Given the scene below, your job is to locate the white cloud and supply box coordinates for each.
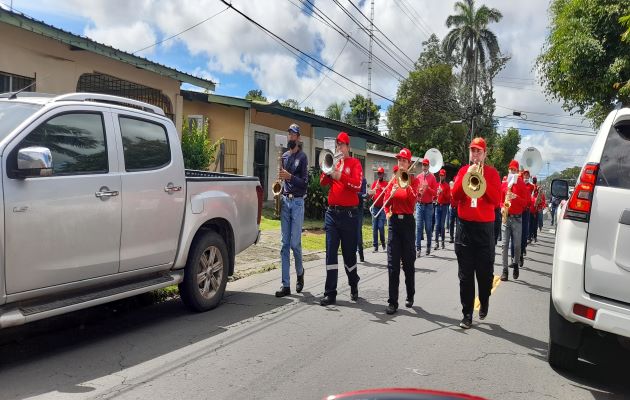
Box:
[84,21,157,54]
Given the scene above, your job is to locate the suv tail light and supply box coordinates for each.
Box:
[256,185,263,225]
[564,162,599,222]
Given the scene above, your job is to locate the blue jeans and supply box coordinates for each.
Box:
[280,196,304,288]
[551,205,557,225]
[538,211,544,230]
[371,207,386,249]
[415,203,434,251]
[512,210,530,259]
[435,204,449,243]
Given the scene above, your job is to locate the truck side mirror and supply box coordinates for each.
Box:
[551,179,569,200]
[17,146,53,178]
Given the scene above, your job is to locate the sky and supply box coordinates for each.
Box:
[4,0,599,177]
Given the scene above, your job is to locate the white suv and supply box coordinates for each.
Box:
[549,106,630,370]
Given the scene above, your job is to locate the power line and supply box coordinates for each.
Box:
[498,125,596,137]
[500,116,594,131]
[132,6,229,54]
[398,0,436,37]
[495,104,589,120]
[220,0,396,103]
[392,0,431,38]
[299,38,349,105]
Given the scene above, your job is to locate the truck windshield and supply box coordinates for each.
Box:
[0,102,42,141]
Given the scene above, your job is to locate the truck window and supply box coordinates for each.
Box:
[597,119,630,190]
[119,116,170,171]
[16,112,107,176]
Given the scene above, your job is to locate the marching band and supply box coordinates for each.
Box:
[274,125,547,329]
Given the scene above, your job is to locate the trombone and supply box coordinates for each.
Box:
[374,157,421,218]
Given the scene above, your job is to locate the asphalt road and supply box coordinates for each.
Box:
[0,227,628,400]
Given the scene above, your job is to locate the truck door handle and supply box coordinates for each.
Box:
[95,189,119,198]
[164,184,182,193]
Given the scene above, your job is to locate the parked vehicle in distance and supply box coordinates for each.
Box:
[0,92,263,329]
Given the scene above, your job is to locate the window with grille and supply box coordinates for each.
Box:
[1,71,35,93]
[222,138,238,173]
[77,73,173,120]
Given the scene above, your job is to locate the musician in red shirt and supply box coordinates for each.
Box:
[368,167,388,252]
[383,148,419,314]
[319,132,364,306]
[500,160,529,281]
[451,137,501,329]
[415,159,438,257]
[434,169,451,250]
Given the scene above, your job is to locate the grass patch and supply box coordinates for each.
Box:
[229,263,279,282]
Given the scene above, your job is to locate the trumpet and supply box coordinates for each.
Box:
[462,162,486,199]
[319,149,344,175]
[272,149,283,217]
[374,158,420,218]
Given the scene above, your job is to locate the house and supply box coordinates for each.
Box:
[0,7,215,130]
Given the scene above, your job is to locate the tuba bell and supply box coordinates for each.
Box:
[319,149,344,175]
[462,162,487,199]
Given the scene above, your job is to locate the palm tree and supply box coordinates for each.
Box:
[442,0,502,138]
[325,101,347,121]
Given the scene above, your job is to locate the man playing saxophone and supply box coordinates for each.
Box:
[451,137,501,329]
[275,123,309,298]
[500,160,528,281]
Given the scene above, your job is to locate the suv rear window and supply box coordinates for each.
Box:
[597,119,630,190]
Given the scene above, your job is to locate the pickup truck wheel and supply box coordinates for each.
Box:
[179,231,229,312]
[548,341,578,371]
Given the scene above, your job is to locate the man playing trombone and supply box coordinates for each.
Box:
[382,148,419,314]
[319,132,364,306]
[368,167,388,252]
[451,137,501,329]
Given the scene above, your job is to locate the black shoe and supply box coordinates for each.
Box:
[319,296,336,306]
[434,243,439,250]
[358,249,365,262]
[459,315,472,329]
[275,286,291,297]
[534,237,537,243]
[416,250,422,259]
[405,298,413,308]
[426,249,431,256]
[442,241,445,249]
[373,247,378,253]
[479,303,489,320]
[350,286,358,301]
[500,269,509,281]
[449,238,454,243]
[513,266,519,280]
[296,272,304,293]
[386,303,397,315]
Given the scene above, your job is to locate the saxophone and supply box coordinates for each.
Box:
[502,180,513,224]
[272,149,283,217]
[534,185,542,209]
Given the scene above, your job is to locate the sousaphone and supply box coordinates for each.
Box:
[520,147,543,177]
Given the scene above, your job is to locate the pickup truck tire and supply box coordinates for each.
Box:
[179,231,230,312]
[548,341,578,371]
[548,297,580,370]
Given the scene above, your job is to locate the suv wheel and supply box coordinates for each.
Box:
[548,340,578,370]
[179,231,230,312]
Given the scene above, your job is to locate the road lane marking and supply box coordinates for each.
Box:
[474,275,501,311]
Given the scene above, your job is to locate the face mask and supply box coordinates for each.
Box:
[378,175,383,181]
[507,173,516,184]
[287,140,297,149]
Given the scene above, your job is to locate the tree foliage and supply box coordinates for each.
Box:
[488,127,521,178]
[303,106,315,113]
[345,95,381,132]
[536,0,630,127]
[245,89,267,102]
[325,101,347,121]
[281,98,300,109]
[181,119,220,170]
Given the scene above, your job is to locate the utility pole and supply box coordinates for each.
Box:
[367,0,374,131]
[470,44,479,144]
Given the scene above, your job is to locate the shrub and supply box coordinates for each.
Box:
[181,120,220,170]
[305,166,329,219]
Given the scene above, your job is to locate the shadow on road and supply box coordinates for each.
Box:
[0,291,291,399]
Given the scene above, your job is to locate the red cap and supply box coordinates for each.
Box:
[393,165,399,173]
[522,169,530,176]
[336,131,350,145]
[377,167,384,174]
[508,160,519,170]
[396,148,412,161]
[469,137,487,151]
[439,168,446,176]
[422,158,430,165]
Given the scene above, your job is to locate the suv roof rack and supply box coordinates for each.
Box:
[52,93,166,116]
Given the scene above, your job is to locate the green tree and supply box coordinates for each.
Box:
[536,0,630,127]
[488,127,521,178]
[245,89,267,102]
[181,119,220,170]
[345,94,381,131]
[281,98,300,109]
[303,106,315,113]
[325,101,347,120]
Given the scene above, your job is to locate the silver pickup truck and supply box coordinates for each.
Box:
[0,92,262,329]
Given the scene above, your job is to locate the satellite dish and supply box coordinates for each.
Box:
[520,147,543,176]
[424,148,443,174]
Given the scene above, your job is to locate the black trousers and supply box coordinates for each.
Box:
[324,208,359,298]
[387,214,416,307]
[454,219,495,317]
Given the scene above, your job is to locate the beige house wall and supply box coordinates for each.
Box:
[0,23,182,129]
[182,101,246,175]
